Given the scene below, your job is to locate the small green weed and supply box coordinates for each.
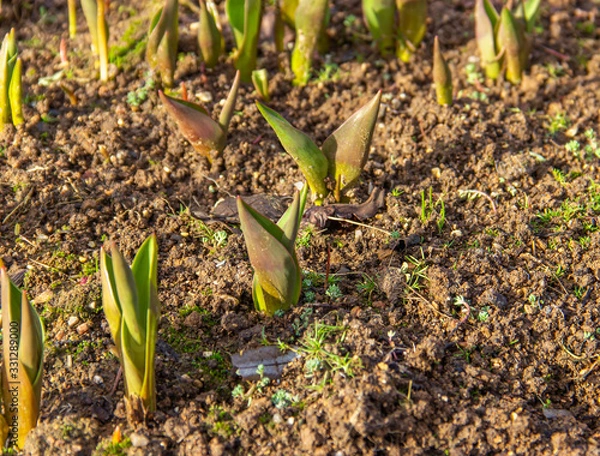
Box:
[547,113,569,135]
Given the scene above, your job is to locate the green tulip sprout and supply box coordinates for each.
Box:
[100,235,160,422]
[159,70,240,163]
[237,185,307,316]
[0,261,45,449]
[396,0,428,62]
[475,0,540,84]
[362,0,396,56]
[147,0,179,87]
[0,28,24,127]
[257,91,381,203]
[433,36,452,105]
[290,0,328,86]
[198,0,223,68]
[68,0,77,38]
[226,0,262,82]
[251,68,270,101]
[81,0,110,81]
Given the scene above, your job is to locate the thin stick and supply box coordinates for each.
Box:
[326,216,393,236]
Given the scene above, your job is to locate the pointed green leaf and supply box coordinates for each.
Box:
[120,322,146,400]
[218,70,241,133]
[100,244,122,347]
[147,0,178,87]
[237,197,302,315]
[0,29,14,125]
[497,6,523,84]
[226,0,245,47]
[277,184,308,251]
[475,0,500,80]
[9,57,23,125]
[198,0,223,68]
[523,0,540,32]
[251,68,270,102]
[235,0,262,82]
[257,101,329,200]
[291,0,328,85]
[81,0,99,53]
[362,0,396,56]
[159,90,226,158]
[433,36,452,106]
[321,91,381,201]
[396,0,427,62]
[18,291,44,387]
[110,245,145,346]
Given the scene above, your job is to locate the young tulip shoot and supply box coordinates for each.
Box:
[362,0,396,56]
[101,235,160,422]
[147,0,179,87]
[433,36,452,105]
[226,0,262,82]
[474,0,500,80]
[237,185,307,316]
[0,261,45,449]
[159,70,240,163]
[80,0,109,81]
[0,28,23,127]
[198,0,223,68]
[68,0,77,38]
[497,6,524,84]
[257,91,381,203]
[396,0,427,62]
[97,0,109,82]
[290,0,328,86]
[251,68,270,101]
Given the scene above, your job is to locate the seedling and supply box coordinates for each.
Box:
[226,0,262,82]
[81,0,110,81]
[147,0,179,87]
[362,0,395,56]
[291,0,329,86]
[100,235,160,422]
[198,0,223,68]
[257,91,381,203]
[0,260,45,449]
[396,0,428,62]
[159,70,240,163]
[357,274,378,304]
[0,28,24,126]
[433,36,452,105]
[237,185,308,316]
[251,68,270,101]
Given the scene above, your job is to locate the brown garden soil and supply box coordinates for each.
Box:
[2,0,600,454]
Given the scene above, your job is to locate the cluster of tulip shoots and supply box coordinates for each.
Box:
[362,0,428,62]
[0,28,23,127]
[100,235,159,423]
[80,0,110,82]
[476,0,540,84]
[0,262,45,449]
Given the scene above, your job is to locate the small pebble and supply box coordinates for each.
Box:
[272,413,283,425]
[76,322,90,335]
[67,316,79,328]
[93,375,103,385]
[130,432,150,448]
